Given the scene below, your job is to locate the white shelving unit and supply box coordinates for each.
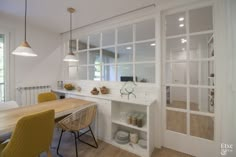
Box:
[53,89,156,157]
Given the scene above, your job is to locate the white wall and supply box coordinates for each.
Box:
[0,12,63,103]
[214,0,236,156]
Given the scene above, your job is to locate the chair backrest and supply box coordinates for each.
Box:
[38,92,57,103]
[1,110,55,157]
[58,104,97,131]
[0,101,18,111]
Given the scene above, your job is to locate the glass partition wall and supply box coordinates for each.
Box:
[67,18,156,83]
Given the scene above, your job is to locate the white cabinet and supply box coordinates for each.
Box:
[54,90,155,157]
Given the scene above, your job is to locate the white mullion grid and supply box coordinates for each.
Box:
[186,9,190,136]
[87,36,90,80]
[189,30,214,36]
[166,57,215,63]
[190,110,214,118]
[77,49,87,53]
[134,61,156,64]
[88,47,100,51]
[101,45,116,49]
[134,38,155,44]
[166,30,213,40]
[166,107,188,113]
[116,42,133,47]
[133,24,136,82]
[115,28,118,81]
[165,84,216,89]
[166,34,187,40]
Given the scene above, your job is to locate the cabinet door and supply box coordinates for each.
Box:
[97,99,111,141]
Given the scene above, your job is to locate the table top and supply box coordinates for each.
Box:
[0,98,94,136]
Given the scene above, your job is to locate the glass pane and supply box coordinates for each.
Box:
[166,12,186,36]
[118,25,133,44]
[89,33,100,49]
[190,34,213,59]
[89,50,100,64]
[135,42,155,62]
[102,29,115,46]
[117,64,133,81]
[166,37,187,60]
[78,36,88,50]
[117,45,133,63]
[167,86,187,109]
[78,66,87,80]
[189,61,214,85]
[135,63,155,83]
[167,110,187,134]
[71,40,76,51]
[77,51,87,65]
[136,19,155,41]
[88,65,101,81]
[69,66,78,80]
[189,6,213,33]
[190,88,214,113]
[190,114,214,140]
[166,62,187,84]
[102,65,116,81]
[102,47,115,64]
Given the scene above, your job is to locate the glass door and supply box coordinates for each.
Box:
[162,5,218,156]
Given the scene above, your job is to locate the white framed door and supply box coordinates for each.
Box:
[162,2,219,157]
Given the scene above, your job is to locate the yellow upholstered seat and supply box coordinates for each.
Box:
[0,110,55,157]
[38,92,57,103]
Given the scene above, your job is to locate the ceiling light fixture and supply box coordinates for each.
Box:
[181,38,187,43]
[150,43,156,46]
[12,0,37,57]
[179,24,184,27]
[63,7,78,62]
[126,46,132,50]
[178,17,184,21]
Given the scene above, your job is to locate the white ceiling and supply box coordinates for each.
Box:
[0,0,155,33]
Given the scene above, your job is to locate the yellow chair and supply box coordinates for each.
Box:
[0,110,55,157]
[38,92,57,103]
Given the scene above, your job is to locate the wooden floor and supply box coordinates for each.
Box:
[41,129,193,157]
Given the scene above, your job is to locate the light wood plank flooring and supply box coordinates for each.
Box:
[41,130,193,157]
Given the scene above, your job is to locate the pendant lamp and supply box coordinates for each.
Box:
[12,0,37,57]
[63,8,78,62]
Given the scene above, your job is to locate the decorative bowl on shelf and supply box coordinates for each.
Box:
[91,87,99,95]
[100,86,109,94]
[64,83,75,90]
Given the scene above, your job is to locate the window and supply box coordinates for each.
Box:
[67,18,156,83]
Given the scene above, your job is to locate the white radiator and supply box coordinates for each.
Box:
[17,85,51,106]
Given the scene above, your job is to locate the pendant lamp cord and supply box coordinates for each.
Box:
[24,0,27,42]
[69,11,72,53]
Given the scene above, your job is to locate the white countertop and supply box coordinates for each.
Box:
[52,89,156,106]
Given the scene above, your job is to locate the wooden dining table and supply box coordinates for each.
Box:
[0,98,95,136]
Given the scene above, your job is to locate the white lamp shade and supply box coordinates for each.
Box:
[12,41,37,57]
[63,54,78,62]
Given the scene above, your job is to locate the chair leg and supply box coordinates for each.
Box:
[72,131,78,157]
[77,125,98,148]
[56,129,64,156]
